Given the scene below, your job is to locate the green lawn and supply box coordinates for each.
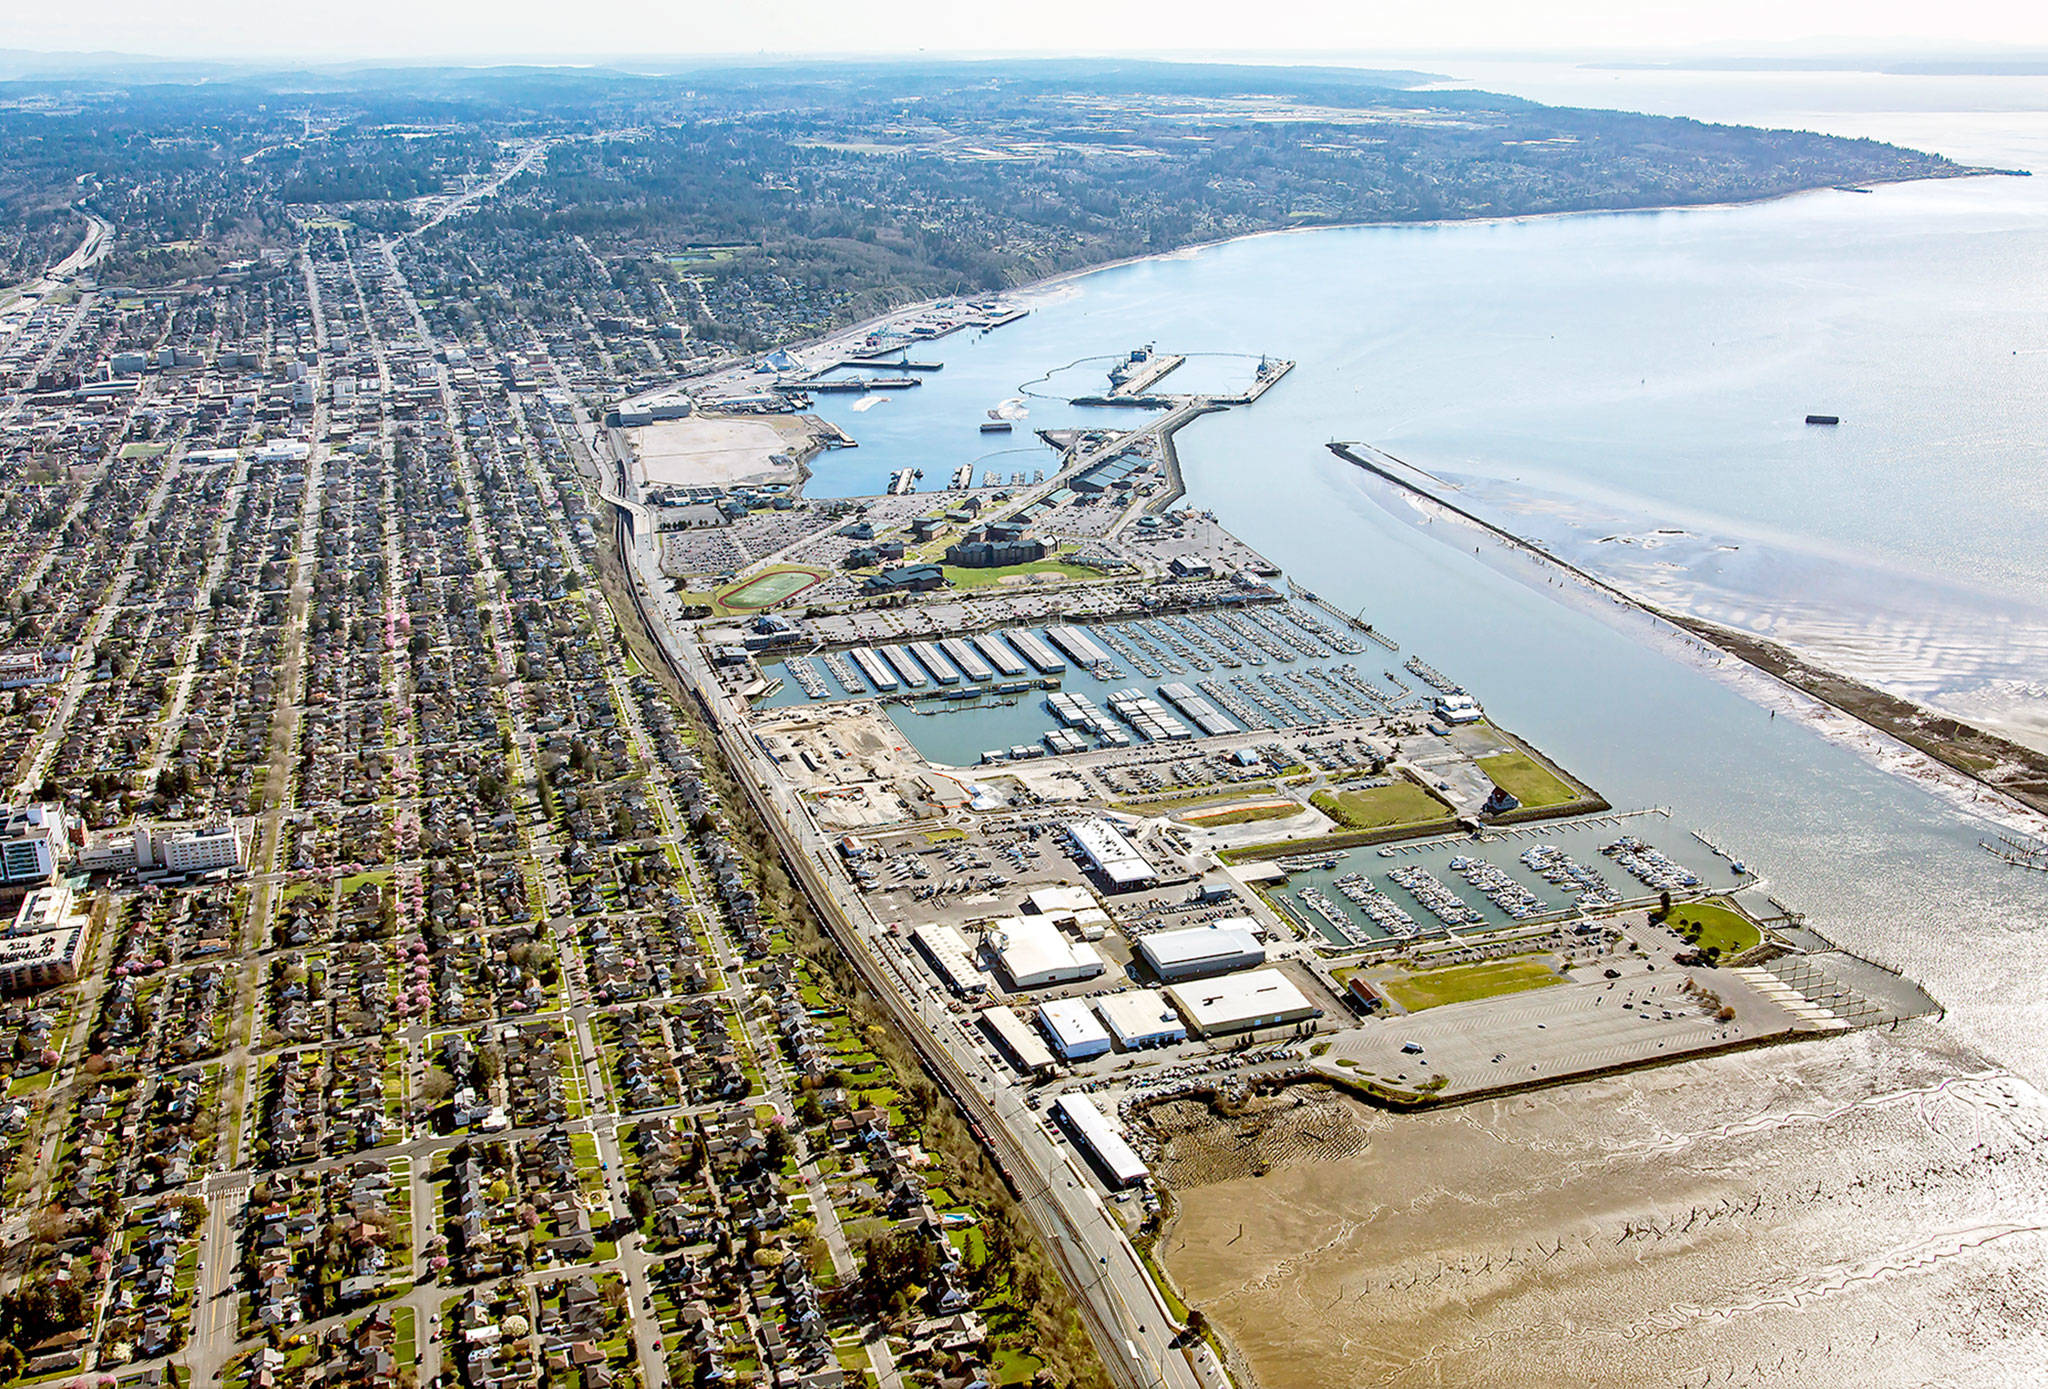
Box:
[334,868,394,895]
[1178,801,1301,827]
[1311,779,1454,830]
[1665,899,1762,958]
[1378,956,1563,1012]
[941,558,1103,589]
[1475,745,1579,809]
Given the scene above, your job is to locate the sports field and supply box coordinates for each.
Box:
[718,567,825,609]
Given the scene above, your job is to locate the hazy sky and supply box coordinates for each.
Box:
[3,0,2041,64]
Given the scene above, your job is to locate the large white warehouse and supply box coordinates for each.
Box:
[1094,990,1186,1049]
[1136,920,1266,982]
[1036,998,1112,1060]
[980,1006,1056,1075]
[913,923,989,996]
[991,915,1105,989]
[1053,1094,1148,1188]
[1167,968,1319,1037]
[1069,818,1157,891]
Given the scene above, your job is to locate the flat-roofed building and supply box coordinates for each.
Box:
[980,1006,1055,1075]
[137,821,246,876]
[1137,920,1266,982]
[1094,989,1186,1049]
[913,924,989,996]
[1052,1094,1148,1188]
[0,884,87,992]
[991,916,1104,989]
[1167,968,1319,1037]
[1069,818,1156,892]
[1026,885,1097,918]
[0,803,67,886]
[1036,998,1111,1060]
[1025,884,1110,939]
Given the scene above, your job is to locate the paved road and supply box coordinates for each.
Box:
[609,527,1207,1389]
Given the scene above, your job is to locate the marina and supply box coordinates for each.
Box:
[1267,811,1755,947]
[750,598,1448,766]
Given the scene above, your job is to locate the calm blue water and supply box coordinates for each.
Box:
[787,68,2048,1082]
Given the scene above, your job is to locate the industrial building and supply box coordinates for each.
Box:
[913,923,990,996]
[1025,884,1110,939]
[990,916,1104,989]
[1052,1094,1149,1188]
[980,1006,1055,1075]
[1167,968,1319,1037]
[1093,990,1186,1049]
[1036,998,1112,1060]
[1136,920,1267,982]
[1068,818,1158,891]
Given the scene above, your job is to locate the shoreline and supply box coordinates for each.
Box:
[651,163,2004,415]
[1002,164,2004,306]
[1327,442,2048,833]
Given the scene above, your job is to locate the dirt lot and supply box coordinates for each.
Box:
[632,412,815,487]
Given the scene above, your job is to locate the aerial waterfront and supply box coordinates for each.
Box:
[0,43,2043,1389]
[630,65,2048,1385]
[756,72,2048,1093]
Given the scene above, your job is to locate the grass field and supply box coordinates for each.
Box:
[1665,899,1762,958]
[1475,745,1579,809]
[1311,779,1455,830]
[1380,956,1564,1011]
[719,566,826,609]
[1180,801,1301,827]
[942,558,1103,589]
